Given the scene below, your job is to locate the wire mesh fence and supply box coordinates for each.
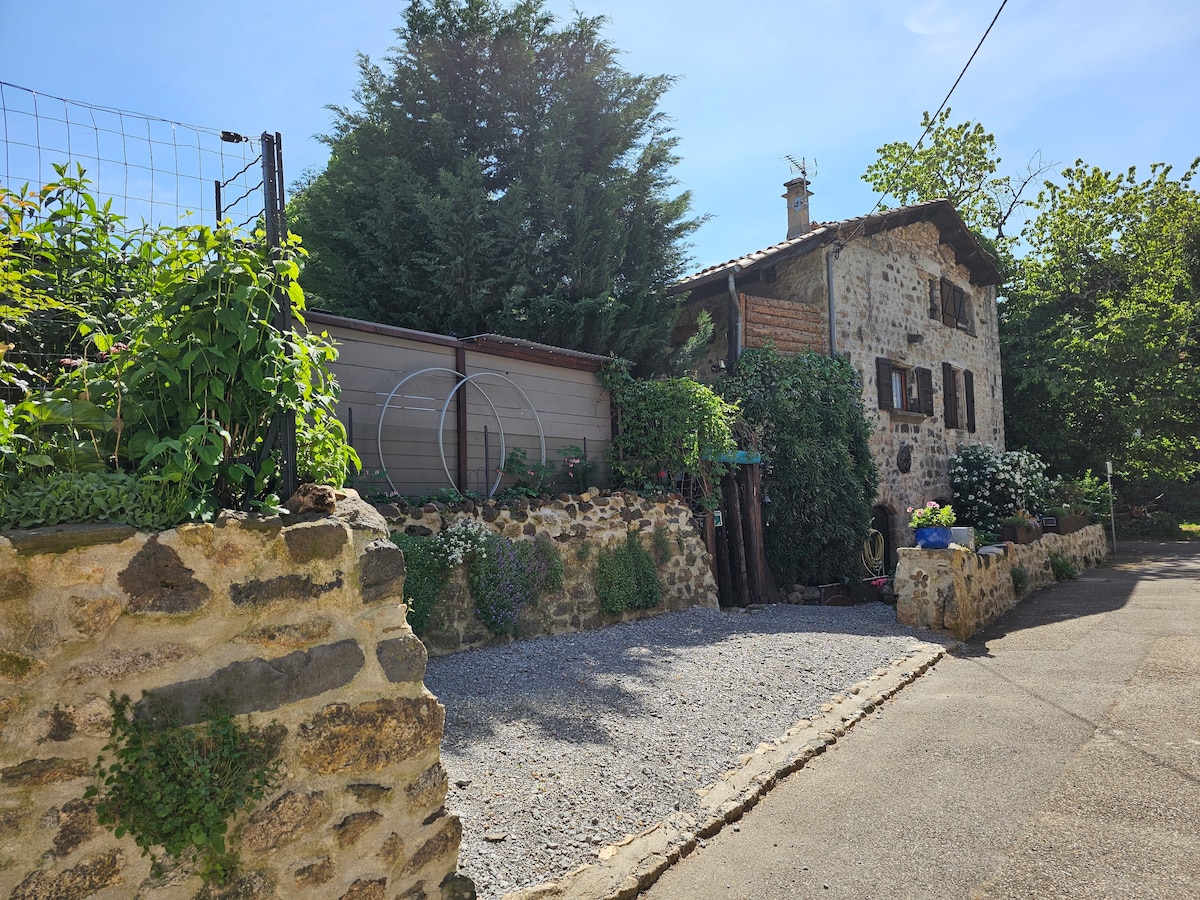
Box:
[1,81,298,500]
[0,80,266,232]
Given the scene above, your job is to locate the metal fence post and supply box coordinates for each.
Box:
[261,131,298,502]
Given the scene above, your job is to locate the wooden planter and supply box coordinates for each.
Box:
[1042,513,1088,535]
[1000,524,1042,544]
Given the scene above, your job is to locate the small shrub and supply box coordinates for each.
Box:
[391,533,452,633]
[594,530,662,615]
[574,540,592,562]
[514,533,564,596]
[1011,565,1029,597]
[85,695,280,885]
[1049,552,1078,582]
[468,534,532,636]
[650,528,673,566]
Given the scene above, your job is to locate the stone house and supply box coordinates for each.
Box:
[669,178,1005,570]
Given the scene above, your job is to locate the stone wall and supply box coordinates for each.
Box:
[377,490,719,656]
[895,525,1110,641]
[0,492,471,900]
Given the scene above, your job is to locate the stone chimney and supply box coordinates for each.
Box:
[783,176,813,239]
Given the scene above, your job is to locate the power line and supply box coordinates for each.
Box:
[839,0,1010,247]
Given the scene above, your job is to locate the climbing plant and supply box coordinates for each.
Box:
[721,347,877,587]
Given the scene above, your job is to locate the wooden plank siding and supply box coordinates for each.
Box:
[741,292,827,356]
[307,316,611,498]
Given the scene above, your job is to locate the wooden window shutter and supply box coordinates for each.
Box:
[953,287,967,327]
[916,367,934,416]
[876,357,894,410]
[929,278,940,319]
[942,362,958,427]
[940,279,957,327]
[964,369,976,433]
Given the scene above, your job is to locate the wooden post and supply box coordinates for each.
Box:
[455,346,468,490]
[740,463,779,602]
[723,471,751,607]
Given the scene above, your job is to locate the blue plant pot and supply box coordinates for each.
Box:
[914,526,952,549]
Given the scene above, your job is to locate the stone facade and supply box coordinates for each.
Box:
[671,198,1005,570]
[894,525,1111,641]
[0,492,471,900]
[376,490,720,656]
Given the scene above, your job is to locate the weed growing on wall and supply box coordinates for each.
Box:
[650,527,673,566]
[1049,552,1078,581]
[85,695,281,885]
[1011,565,1029,597]
[594,530,662,615]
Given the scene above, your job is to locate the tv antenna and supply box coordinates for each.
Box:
[785,155,816,180]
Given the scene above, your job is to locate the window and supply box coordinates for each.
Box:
[929,278,974,335]
[942,363,976,432]
[876,357,933,415]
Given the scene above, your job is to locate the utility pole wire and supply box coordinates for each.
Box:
[840,0,1010,247]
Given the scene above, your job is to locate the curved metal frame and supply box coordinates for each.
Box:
[376,367,504,497]
[376,366,547,498]
[436,371,546,497]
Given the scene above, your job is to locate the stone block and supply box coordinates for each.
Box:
[119,537,211,613]
[296,697,444,775]
[359,539,406,605]
[1,757,90,786]
[335,491,389,535]
[241,790,331,855]
[140,639,365,724]
[334,811,384,847]
[237,617,333,650]
[3,523,136,555]
[229,572,344,606]
[376,635,427,684]
[9,849,124,900]
[64,643,193,684]
[284,519,350,563]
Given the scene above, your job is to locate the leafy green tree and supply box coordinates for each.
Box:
[862,108,1049,269]
[290,0,700,372]
[1002,159,1200,479]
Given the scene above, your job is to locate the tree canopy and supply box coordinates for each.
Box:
[289,0,700,372]
[1002,160,1200,479]
[863,112,1200,480]
[861,108,1049,273]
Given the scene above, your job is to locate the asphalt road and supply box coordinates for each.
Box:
[641,541,1200,900]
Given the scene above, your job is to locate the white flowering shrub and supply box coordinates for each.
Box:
[950,445,1053,534]
[440,519,491,566]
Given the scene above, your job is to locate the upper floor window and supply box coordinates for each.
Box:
[942,363,976,432]
[876,357,933,415]
[929,277,975,335]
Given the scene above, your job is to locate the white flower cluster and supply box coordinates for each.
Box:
[950,444,1052,532]
[440,518,491,566]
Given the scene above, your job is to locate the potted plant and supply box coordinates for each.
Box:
[909,501,957,549]
[1000,510,1042,544]
[1040,505,1089,535]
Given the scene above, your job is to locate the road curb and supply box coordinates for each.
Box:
[502,639,950,900]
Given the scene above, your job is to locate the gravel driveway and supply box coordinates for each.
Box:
[423,602,930,899]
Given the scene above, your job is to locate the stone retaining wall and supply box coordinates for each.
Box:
[0,492,471,900]
[895,525,1110,641]
[377,490,719,656]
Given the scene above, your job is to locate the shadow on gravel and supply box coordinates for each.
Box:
[953,541,1200,659]
[424,603,919,751]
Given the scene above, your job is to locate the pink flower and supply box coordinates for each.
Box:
[906,506,915,513]
[658,470,668,479]
[59,357,83,368]
[926,501,938,508]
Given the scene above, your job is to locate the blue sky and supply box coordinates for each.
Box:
[3,0,1198,271]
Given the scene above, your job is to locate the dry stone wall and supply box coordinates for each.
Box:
[376,490,719,656]
[0,491,472,900]
[895,525,1110,641]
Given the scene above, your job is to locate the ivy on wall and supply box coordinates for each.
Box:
[601,363,737,496]
[721,347,878,587]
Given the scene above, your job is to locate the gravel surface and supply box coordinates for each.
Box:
[424,602,930,898]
